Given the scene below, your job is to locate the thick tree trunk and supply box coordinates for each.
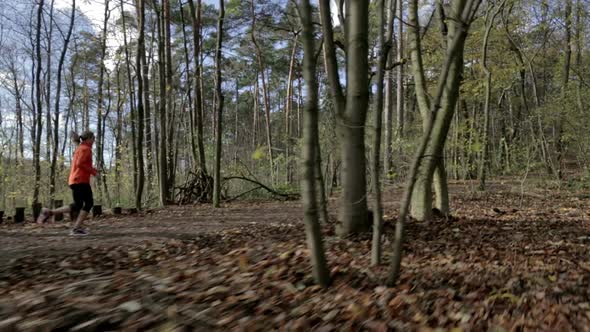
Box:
[299,0,331,287]
[212,0,224,208]
[318,0,369,235]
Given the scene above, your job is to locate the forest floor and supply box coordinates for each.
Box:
[2,178,590,331]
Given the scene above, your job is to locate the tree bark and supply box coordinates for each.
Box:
[478,1,504,191]
[50,0,76,201]
[388,0,481,284]
[298,0,331,287]
[409,0,479,221]
[135,0,147,210]
[96,0,111,203]
[121,0,139,193]
[383,0,396,177]
[187,0,207,172]
[213,0,225,208]
[371,0,392,266]
[250,0,275,184]
[33,0,44,205]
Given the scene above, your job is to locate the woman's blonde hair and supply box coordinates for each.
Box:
[71,130,95,145]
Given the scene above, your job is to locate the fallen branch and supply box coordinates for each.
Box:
[223,176,299,201]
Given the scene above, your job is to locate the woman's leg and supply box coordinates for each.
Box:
[73,184,93,231]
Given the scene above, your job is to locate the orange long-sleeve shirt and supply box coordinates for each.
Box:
[68,141,97,185]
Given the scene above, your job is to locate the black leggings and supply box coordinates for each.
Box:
[69,183,94,213]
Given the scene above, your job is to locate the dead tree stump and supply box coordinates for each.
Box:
[32,203,42,221]
[15,207,25,223]
[92,205,102,217]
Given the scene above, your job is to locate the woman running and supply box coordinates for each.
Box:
[37,131,98,236]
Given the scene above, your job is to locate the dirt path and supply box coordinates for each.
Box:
[0,200,303,267]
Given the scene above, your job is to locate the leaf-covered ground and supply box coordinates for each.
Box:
[2,180,590,331]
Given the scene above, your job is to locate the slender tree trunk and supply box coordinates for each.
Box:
[45,0,55,164]
[383,0,396,177]
[33,0,44,205]
[154,0,169,206]
[121,0,138,191]
[299,0,331,287]
[50,0,75,201]
[395,0,404,138]
[135,0,147,210]
[285,34,299,185]
[144,7,155,199]
[389,0,480,283]
[164,0,175,200]
[575,0,583,113]
[187,0,207,172]
[410,0,478,221]
[179,1,198,167]
[371,0,391,266]
[96,0,111,203]
[213,0,225,208]
[115,64,123,206]
[557,0,572,180]
[478,1,504,191]
[250,0,275,184]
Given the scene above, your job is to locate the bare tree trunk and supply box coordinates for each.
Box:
[478,1,505,191]
[285,34,299,185]
[250,0,275,184]
[575,0,583,113]
[44,0,56,164]
[319,0,369,236]
[187,0,207,172]
[115,64,123,206]
[179,0,198,167]
[383,0,396,177]
[120,0,138,191]
[164,0,175,200]
[213,0,225,208]
[389,0,481,283]
[371,0,392,266]
[96,0,111,203]
[33,0,45,205]
[135,0,147,210]
[50,0,75,201]
[299,0,331,287]
[557,0,572,180]
[410,0,479,221]
[395,0,404,138]
[154,0,169,206]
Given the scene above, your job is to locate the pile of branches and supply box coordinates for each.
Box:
[175,169,214,204]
